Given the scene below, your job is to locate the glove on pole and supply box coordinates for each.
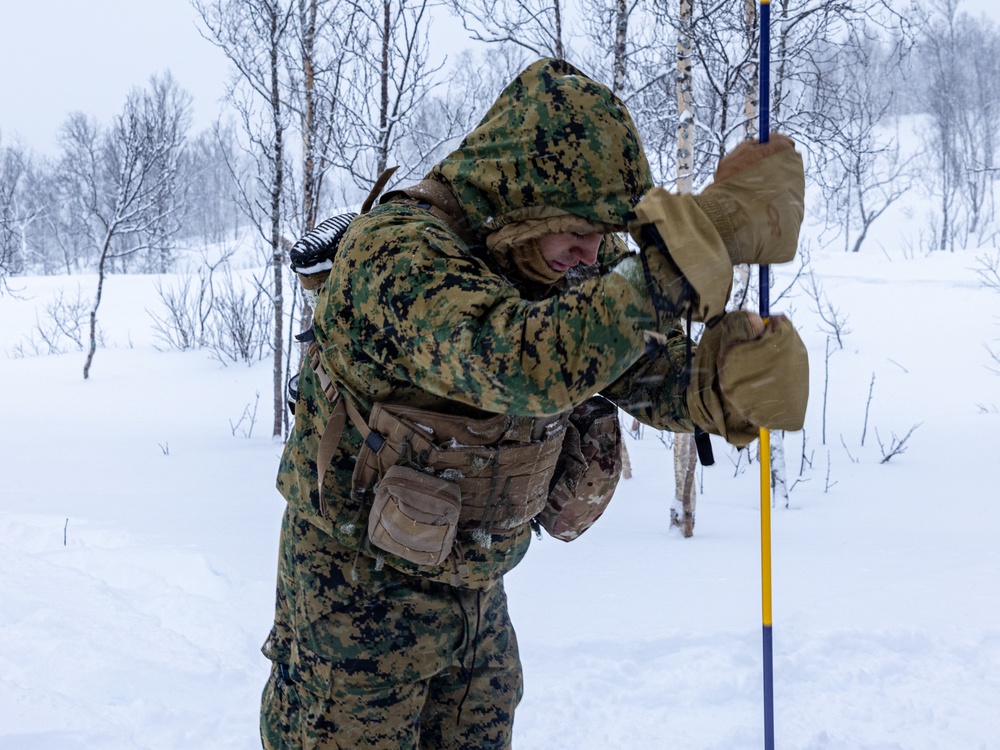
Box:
[759,2,776,748]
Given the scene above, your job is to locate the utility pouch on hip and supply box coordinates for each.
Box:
[368,465,462,566]
[538,396,623,542]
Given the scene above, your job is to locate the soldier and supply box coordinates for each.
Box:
[261,58,808,749]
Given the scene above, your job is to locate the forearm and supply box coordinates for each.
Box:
[601,325,696,433]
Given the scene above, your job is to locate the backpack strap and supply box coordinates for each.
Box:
[310,343,376,515]
[362,166,399,214]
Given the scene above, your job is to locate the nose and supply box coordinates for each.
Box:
[571,233,602,266]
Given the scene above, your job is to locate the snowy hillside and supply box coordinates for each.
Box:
[2,223,999,748]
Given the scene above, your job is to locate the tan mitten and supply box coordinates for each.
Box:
[693,134,805,266]
[627,188,734,323]
[688,311,809,447]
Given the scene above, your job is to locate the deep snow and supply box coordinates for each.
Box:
[2,220,999,748]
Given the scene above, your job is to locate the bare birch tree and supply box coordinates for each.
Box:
[179,125,247,247]
[400,46,527,178]
[671,0,698,537]
[814,32,914,254]
[955,17,1000,244]
[676,0,696,191]
[643,0,911,187]
[280,0,362,432]
[329,0,446,192]
[56,76,190,379]
[445,0,569,60]
[916,6,1000,249]
[285,0,360,229]
[195,0,295,436]
[740,0,758,142]
[0,135,30,288]
[577,0,650,98]
[674,0,757,176]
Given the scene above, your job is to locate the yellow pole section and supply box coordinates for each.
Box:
[759,426,773,627]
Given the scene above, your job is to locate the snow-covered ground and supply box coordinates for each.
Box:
[2,216,999,748]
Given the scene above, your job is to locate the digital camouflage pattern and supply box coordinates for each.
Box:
[538,395,623,542]
[261,509,521,750]
[266,57,699,748]
[431,58,652,234]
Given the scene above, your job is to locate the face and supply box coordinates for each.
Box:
[537,232,603,273]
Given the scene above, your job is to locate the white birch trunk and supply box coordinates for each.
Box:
[676,0,695,194]
[771,431,789,508]
[620,438,633,480]
[672,0,697,537]
[743,0,759,142]
[672,434,697,537]
[612,0,628,96]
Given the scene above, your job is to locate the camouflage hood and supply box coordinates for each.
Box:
[430,58,653,236]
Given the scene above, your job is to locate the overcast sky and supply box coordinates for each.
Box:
[0,0,230,155]
[2,0,998,157]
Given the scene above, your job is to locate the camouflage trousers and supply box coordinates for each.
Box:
[260,508,523,749]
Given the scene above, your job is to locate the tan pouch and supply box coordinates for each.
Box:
[368,465,462,566]
[353,403,566,534]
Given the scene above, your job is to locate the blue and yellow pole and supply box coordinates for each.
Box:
[758,1,775,748]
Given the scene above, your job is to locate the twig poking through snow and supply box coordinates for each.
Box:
[876,423,923,464]
[862,372,875,446]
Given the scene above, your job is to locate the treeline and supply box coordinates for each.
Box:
[0,75,244,278]
[1,0,998,426]
[3,2,997,280]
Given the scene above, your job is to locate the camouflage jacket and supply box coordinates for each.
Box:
[277,59,696,588]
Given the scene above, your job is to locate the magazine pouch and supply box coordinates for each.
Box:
[368,465,462,566]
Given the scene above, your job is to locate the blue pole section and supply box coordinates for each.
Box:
[759,0,772,316]
[758,2,775,749]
